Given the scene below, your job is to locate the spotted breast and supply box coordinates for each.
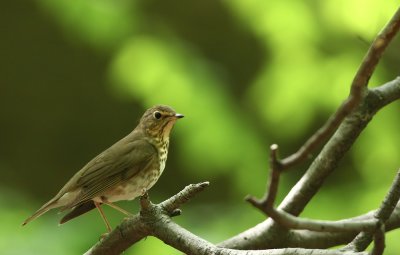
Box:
[103,138,169,203]
[158,139,169,174]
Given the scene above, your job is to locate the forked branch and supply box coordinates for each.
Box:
[275,6,400,171]
[345,169,400,252]
[85,182,210,255]
[222,6,400,252]
[246,5,400,230]
[86,182,371,255]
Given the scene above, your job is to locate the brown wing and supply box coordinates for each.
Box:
[62,138,157,209]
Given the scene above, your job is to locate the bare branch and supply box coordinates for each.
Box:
[150,211,369,255]
[85,182,209,255]
[243,8,400,242]
[161,182,210,214]
[219,77,400,250]
[370,224,385,255]
[345,169,400,252]
[350,8,400,93]
[84,181,371,255]
[246,146,379,233]
[246,144,281,212]
[369,76,400,108]
[226,8,400,252]
[152,215,368,255]
[84,216,149,255]
[265,208,378,232]
[279,6,400,170]
[285,202,400,249]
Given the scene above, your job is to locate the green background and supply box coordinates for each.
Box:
[1,0,400,254]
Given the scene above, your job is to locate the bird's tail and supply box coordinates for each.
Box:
[22,198,59,226]
[59,201,96,224]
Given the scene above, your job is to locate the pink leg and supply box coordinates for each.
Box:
[103,201,132,216]
[94,202,112,233]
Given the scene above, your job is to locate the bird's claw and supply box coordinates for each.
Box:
[99,232,110,241]
[140,188,148,197]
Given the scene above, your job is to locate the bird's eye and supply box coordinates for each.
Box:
[153,111,162,119]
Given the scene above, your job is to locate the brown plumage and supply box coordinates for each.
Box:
[22,105,183,231]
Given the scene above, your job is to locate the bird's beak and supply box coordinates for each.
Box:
[174,113,184,119]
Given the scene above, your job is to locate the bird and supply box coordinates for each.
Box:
[22,105,184,232]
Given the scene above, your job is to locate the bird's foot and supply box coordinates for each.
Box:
[123,216,132,222]
[169,209,182,217]
[140,188,148,197]
[99,232,110,241]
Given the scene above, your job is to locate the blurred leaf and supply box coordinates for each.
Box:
[38,0,137,50]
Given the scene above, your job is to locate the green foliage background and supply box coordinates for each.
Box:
[1,1,399,254]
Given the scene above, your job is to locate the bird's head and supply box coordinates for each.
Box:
[139,105,184,140]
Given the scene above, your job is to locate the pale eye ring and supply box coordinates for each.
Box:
[153,111,162,119]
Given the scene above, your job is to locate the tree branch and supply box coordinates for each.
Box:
[246,144,281,211]
[85,182,370,255]
[160,182,209,213]
[278,6,400,170]
[151,211,369,255]
[246,145,379,233]
[285,201,400,249]
[246,4,400,213]
[344,169,400,252]
[221,7,400,250]
[85,182,209,255]
[219,77,400,250]
[260,208,378,232]
[370,224,385,255]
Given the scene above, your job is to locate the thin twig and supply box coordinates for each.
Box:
[345,169,400,252]
[246,144,281,211]
[282,202,400,249]
[370,76,400,108]
[266,208,379,232]
[266,144,281,207]
[161,182,210,214]
[247,144,379,233]
[247,140,387,234]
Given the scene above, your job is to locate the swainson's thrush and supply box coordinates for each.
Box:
[22,105,183,232]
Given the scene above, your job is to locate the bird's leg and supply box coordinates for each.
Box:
[94,202,112,233]
[103,201,133,216]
